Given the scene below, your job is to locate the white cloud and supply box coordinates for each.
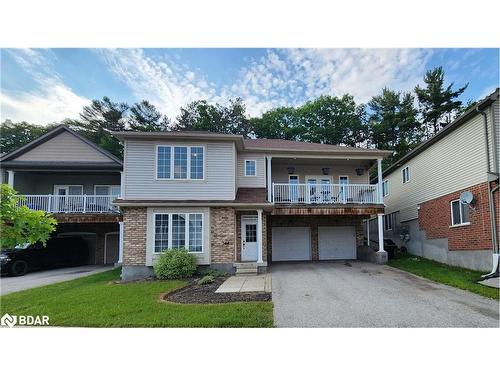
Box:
[1,49,90,124]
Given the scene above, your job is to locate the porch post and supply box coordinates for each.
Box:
[266,156,272,202]
[118,221,124,264]
[7,170,15,188]
[119,171,124,198]
[377,213,385,252]
[366,219,370,245]
[376,158,383,203]
[257,209,263,263]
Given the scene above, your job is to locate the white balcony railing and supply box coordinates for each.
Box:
[272,183,381,204]
[16,195,119,214]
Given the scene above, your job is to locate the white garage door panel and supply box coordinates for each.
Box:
[318,226,356,260]
[272,227,311,261]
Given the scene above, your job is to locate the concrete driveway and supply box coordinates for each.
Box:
[0,266,113,296]
[272,262,499,328]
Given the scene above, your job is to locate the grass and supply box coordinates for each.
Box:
[388,252,499,300]
[0,269,274,327]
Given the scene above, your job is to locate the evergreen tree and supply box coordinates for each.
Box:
[414,66,468,135]
[129,100,170,131]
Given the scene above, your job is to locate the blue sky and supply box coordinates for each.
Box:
[1,48,498,125]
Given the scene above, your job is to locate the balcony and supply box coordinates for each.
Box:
[272,183,381,205]
[17,195,120,214]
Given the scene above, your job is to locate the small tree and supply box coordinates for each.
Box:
[0,184,57,249]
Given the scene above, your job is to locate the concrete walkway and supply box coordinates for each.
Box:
[0,266,113,296]
[272,262,499,328]
[479,277,499,289]
[216,274,272,293]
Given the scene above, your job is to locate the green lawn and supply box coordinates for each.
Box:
[388,253,499,300]
[0,269,274,327]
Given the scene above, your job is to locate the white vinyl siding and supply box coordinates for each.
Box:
[14,131,112,162]
[125,140,235,200]
[383,110,493,222]
[236,152,266,188]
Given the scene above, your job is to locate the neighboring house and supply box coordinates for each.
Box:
[0,125,123,265]
[112,130,392,280]
[372,88,499,272]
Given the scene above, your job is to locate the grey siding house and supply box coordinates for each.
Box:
[0,125,123,265]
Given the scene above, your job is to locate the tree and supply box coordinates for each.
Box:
[252,106,301,140]
[297,94,368,146]
[129,100,170,132]
[368,88,422,163]
[415,66,468,135]
[0,120,55,155]
[67,96,130,157]
[0,184,57,249]
[173,98,252,137]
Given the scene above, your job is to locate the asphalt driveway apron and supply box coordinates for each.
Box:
[271,262,499,328]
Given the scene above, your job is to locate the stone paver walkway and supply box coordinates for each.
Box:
[215,273,272,293]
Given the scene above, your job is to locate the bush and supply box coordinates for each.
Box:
[198,268,228,278]
[197,275,215,285]
[153,248,197,279]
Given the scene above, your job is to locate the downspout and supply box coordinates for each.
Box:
[477,102,499,280]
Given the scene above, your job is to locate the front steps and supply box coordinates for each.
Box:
[234,262,259,275]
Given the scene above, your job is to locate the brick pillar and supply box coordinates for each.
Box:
[122,207,147,266]
[210,207,236,264]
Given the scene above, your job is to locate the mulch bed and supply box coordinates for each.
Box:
[162,276,271,304]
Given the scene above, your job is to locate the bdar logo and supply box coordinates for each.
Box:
[1,313,17,328]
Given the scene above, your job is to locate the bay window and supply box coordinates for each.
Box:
[154,213,204,253]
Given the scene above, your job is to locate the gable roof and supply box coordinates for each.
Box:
[1,125,123,168]
[112,130,392,157]
[382,87,499,179]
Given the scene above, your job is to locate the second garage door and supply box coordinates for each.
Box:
[318,226,356,260]
[272,227,311,261]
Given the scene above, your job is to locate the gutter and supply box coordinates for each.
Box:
[477,101,499,280]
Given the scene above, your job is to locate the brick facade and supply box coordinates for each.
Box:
[235,211,268,262]
[122,207,147,265]
[210,207,236,264]
[267,215,366,261]
[418,182,497,251]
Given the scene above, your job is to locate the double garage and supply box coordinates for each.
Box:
[268,216,362,262]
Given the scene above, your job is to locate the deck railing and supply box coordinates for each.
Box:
[16,195,119,213]
[272,183,381,204]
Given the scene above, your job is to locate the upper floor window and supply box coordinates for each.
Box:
[450,199,470,226]
[245,160,257,176]
[382,180,389,197]
[94,185,121,196]
[401,166,410,184]
[157,145,204,180]
[383,213,393,231]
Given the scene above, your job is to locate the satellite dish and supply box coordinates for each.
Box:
[460,191,474,205]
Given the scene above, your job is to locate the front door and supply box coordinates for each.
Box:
[241,216,258,261]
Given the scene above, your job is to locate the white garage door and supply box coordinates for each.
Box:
[272,227,311,261]
[318,226,356,260]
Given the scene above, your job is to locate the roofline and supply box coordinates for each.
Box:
[382,88,499,178]
[114,199,273,208]
[1,125,123,165]
[112,131,392,157]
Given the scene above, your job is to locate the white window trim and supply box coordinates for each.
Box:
[288,174,299,183]
[94,185,121,195]
[153,212,204,254]
[382,180,390,197]
[401,166,410,184]
[339,175,349,184]
[53,185,84,195]
[450,199,471,227]
[155,145,206,181]
[244,159,257,177]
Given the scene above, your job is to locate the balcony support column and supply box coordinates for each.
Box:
[377,158,383,204]
[375,213,388,264]
[266,156,272,202]
[118,221,124,264]
[7,170,15,188]
[257,209,263,264]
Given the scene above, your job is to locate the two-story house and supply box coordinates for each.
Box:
[113,130,392,280]
[376,88,499,274]
[0,125,123,265]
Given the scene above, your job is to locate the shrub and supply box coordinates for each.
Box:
[153,248,197,279]
[197,275,215,285]
[198,268,228,278]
